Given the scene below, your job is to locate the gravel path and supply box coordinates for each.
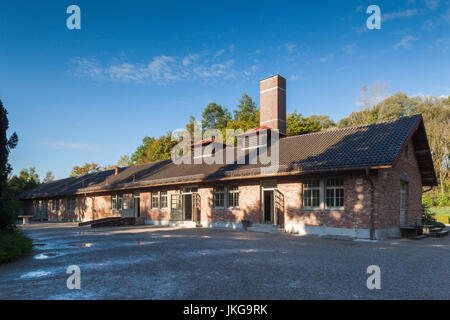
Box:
[0,223,449,299]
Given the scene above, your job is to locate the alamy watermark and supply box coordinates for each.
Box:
[66,265,81,290]
[170,122,280,174]
[366,265,381,290]
[66,5,81,30]
[366,5,381,30]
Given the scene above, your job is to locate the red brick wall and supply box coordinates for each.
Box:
[141,190,172,222]
[206,182,261,224]
[377,140,422,227]
[280,173,376,230]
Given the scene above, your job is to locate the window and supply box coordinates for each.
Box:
[111,195,123,211]
[325,178,344,208]
[67,198,76,211]
[160,191,168,208]
[228,186,239,207]
[302,179,321,208]
[213,186,225,208]
[123,195,132,210]
[53,199,60,211]
[152,192,159,209]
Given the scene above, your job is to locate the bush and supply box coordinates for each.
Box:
[0,230,33,263]
[421,204,436,222]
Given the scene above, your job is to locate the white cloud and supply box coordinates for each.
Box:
[285,42,296,54]
[393,35,418,49]
[342,43,357,55]
[319,53,334,63]
[383,9,418,22]
[215,49,226,57]
[46,142,100,152]
[70,51,255,84]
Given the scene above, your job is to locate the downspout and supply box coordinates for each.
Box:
[365,168,376,240]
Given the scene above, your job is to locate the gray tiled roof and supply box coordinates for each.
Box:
[20,114,436,199]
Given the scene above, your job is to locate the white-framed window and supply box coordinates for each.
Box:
[227,186,239,207]
[160,191,168,208]
[302,179,321,209]
[213,186,225,208]
[53,199,60,211]
[302,178,345,210]
[67,198,76,212]
[325,178,344,209]
[111,195,123,211]
[152,192,159,209]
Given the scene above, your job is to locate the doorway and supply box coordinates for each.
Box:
[263,190,274,224]
[183,194,192,221]
[400,182,407,226]
[133,194,140,218]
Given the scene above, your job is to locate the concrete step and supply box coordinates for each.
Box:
[169,221,197,228]
[247,224,280,234]
[427,229,449,238]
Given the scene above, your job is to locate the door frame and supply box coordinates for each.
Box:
[400,182,407,226]
[133,193,140,218]
[261,187,275,225]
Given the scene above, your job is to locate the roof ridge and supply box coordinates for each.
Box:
[281,114,421,141]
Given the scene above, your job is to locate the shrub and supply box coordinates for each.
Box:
[0,230,33,263]
[421,204,436,223]
[0,201,17,232]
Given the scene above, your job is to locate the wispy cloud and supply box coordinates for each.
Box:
[393,34,418,49]
[342,43,357,55]
[383,9,418,22]
[71,50,258,84]
[443,7,450,23]
[424,0,440,10]
[319,53,334,63]
[285,42,297,54]
[44,142,101,152]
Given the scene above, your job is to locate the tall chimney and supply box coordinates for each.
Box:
[259,74,286,135]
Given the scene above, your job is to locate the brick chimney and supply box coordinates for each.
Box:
[259,74,286,136]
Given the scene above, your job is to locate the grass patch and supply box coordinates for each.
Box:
[429,207,450,225]
[0,230,33,264]
[435,214,450,224]
[429,206,450,215]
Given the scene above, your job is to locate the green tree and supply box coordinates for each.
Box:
[130,136,156,164]
[0,100,19,230]
[70,162,101,177]
[6,168,41,216]
[117,154,131,167]
[307,115,335,130]
[130,133,178,164]
[201,103,231,130]
[286,111,322,136]
[43,171,55,183]
[226,93,260,132]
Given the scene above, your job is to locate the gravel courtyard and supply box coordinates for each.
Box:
[0,223,449,300]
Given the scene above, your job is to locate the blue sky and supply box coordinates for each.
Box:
[1,0,450,179]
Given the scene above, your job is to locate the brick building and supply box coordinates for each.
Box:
[20,75,437,239]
